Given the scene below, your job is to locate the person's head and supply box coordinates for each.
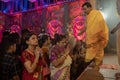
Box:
[2,36,16,53]
[25,33,38,46]
[9,32,20,44]
[38,34,51,48]
[21,29,30,39]
[54,34,67,47]
[2,31,10,37]
[24,33,38,49]
[82,2,92,15]
[40,28,45,33]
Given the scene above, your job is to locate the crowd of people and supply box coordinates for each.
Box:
[0,2,109,80]
[0,30,83,80]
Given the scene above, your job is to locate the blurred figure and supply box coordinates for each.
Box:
[2,31,10,37]
[0,36,21,80]
[0,31,10,54]
[38,34,51,80]
[9,32,23,79]
[66,23,76,49]
[38,28,46,37]
[70,40,86,80]
[10,33,21,56]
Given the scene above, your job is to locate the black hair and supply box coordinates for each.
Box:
[21,29,30,37]
[38,35,49,48]
[82,2,92,8]
[2,31,10,37]
[24,32,34,41]
[22,32,35,50]
[2,36,16,52]
[53,34,66,45]
[9,33,20,43]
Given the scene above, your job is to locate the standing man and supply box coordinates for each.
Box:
[82,2,109,70]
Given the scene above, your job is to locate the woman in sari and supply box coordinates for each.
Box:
[50,34,72,80]
[21,32,45,80]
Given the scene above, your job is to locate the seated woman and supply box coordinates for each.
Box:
[21,32,44,80]
[50,34,72,80]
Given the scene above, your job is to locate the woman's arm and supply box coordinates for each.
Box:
[52,46,70,67]
[52,53,68,67]
[24,47,40,73]
[24,57,39,73]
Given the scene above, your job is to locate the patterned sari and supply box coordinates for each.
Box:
[21,50,45,80]
[50,45,72,80]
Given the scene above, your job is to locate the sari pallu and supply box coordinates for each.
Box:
[50,45,72,80]
[50,55,72,80]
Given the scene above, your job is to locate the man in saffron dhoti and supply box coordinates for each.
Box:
[82,2,109,70]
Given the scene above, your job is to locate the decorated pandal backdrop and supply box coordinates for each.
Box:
[1,0,120,54]
[22,0,86,40]
[0,0,97,42]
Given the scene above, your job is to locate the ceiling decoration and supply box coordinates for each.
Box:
[0,0,76,14]
[1,0,11,2]
[28,0,37,2]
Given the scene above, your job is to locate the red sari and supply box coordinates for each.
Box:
[21,50,45,80]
